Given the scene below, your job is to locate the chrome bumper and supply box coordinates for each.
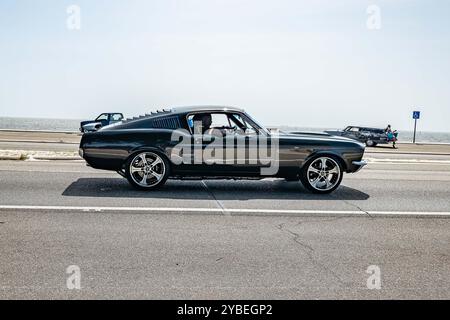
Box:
[352,160,367,172]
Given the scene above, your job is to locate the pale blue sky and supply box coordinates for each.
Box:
[0,0,449,131]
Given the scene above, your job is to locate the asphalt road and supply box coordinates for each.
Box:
[0,160,449,299]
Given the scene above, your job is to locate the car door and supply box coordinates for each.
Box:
[173,112,226,176]
[95,113,109,127]
[177,112,262,177]
[225,113,265,176]
[342,127,358,139]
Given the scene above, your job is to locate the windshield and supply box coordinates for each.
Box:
[243,112,270,135]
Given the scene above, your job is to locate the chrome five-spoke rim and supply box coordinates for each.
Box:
[130,152,165,187]
[307,157,341,191]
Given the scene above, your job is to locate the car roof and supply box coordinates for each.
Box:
[170,105,244,114]
[347,126,383,130]
[119,106,244,125]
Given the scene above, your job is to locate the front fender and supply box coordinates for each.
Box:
[302,149,350,171]
[82,122,102,131]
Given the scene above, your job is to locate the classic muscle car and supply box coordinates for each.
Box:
[325,126,397,147]
[79,106,367,193]
[80,113,124,133]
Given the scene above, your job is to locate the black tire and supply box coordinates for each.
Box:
[299,155,344,194]
[365,139,375,147]
[125,151,170,190]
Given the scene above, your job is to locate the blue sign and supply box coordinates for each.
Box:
[413,111,420,119]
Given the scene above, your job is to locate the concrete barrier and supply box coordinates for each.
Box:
[0,150,80,161]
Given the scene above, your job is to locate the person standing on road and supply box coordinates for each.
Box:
[385,124,398,149]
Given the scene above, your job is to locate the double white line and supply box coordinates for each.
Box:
[0,205,449,217]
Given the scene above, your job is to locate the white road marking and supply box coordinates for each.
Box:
[365,158,450,164]
[0,205,449,217]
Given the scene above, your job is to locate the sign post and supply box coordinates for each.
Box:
[412,111,420,143]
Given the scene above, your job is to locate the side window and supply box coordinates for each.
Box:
[186,112,260,135]
[111,114,123,122]
[96,114,108,121]
[187,114,204,134]
[349,127,360,132]
[210,113,230,128]
[187,113,230,134]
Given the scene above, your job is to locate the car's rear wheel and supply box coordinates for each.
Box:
[365,139,375,147]
[300,155,343,194]
[125,151,169,190]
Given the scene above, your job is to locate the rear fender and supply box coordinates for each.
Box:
[123,146,169,168]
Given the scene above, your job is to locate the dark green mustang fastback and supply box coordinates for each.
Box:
[80,106,366,194]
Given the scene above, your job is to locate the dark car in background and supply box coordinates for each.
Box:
[79,106,367,194]
[80,113,124,133]
[325,126,395,147]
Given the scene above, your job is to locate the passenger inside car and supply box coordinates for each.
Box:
[189,112,258,137]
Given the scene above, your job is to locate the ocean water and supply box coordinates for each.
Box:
[0,117,449,143]
[0,117,82,132]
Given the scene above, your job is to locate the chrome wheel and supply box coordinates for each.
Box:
[306,157,341,192]
[366,140,374,147]
[129,152,166,187]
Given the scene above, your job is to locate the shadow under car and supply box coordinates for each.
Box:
[62,178,370,201]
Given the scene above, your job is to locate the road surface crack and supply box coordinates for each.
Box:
[277,223,315,252]
[294,217,343,227]
[276,222,346,286]
[338,198,373,218]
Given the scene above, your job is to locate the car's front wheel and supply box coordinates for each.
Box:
[125,151,169,190]
[300,155,343,194]
[365,139,375,147]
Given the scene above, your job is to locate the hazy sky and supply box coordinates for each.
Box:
[0,0,449,131]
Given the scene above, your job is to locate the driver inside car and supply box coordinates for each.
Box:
[192,113,211,134]
[192,113,225,137]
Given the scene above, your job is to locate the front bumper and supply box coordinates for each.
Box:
[352,160,367,172]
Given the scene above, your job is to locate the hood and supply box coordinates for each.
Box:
[81,122,101,130]
[279,131,364,146]
[287,131,332,137]
[323,130,344,136]
[80,120,98,127]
